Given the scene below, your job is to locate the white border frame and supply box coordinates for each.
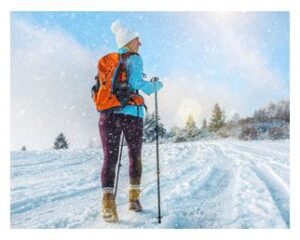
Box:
[1,1,299,240]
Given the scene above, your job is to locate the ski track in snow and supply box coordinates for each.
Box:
[10,140,289,228]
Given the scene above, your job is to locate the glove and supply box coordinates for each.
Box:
[153,80,163,92]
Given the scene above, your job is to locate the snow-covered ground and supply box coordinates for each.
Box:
[10,140,290,229]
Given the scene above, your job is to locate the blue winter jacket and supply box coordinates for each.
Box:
[113,47,163,118]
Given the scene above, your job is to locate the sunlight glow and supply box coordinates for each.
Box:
[177,98,202,124]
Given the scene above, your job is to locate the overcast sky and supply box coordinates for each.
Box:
[11,12,289,150]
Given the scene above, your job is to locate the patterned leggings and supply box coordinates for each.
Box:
[99,113,143,188]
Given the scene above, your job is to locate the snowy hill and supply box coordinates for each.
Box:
[10,140,289,228]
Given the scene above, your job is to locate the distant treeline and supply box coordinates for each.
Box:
[20,99,290,151]
[143,99,290,143]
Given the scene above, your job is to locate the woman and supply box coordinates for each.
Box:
[99,20,163,223]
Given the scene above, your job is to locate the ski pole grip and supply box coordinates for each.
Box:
[150,77,159,82]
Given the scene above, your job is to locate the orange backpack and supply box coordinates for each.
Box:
[92,52,145,112]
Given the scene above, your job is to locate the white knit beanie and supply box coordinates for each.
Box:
[111,20,139,49]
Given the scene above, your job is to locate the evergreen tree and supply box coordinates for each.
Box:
[53,133,69,149]
[209,103,226,132]
[168,126,180,138]
[174,128,188,143]
[201,118,207,129]
[143,112,167,142]
[185,114,200,139]
[199,117,210,138]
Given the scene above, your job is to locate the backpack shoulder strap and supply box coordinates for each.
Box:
[120,51,139,62]
[119,52,139,75]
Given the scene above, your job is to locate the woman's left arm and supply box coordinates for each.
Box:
[127,55,163,95]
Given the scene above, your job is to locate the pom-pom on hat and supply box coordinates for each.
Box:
[111,20,139,49]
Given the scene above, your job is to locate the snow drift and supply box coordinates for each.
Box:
[11,140,289,228]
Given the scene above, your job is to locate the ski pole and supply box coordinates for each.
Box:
[151,77,162,224]
[114,131,124,198]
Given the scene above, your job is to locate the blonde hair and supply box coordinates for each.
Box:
[124,38,138,53]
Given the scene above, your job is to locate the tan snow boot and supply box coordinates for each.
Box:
[102,191,118,223]
[128,187,142,212]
